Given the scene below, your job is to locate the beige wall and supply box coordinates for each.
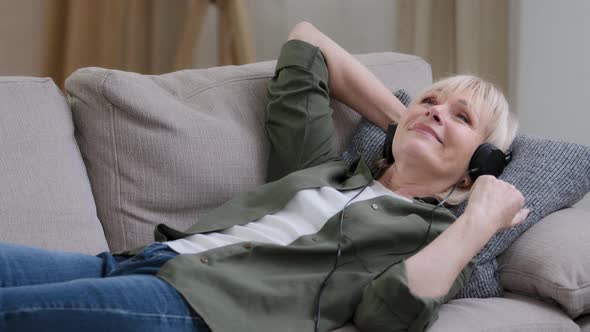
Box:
[508,0,590,210]
[193,0,399,68]
[0,0,399,75]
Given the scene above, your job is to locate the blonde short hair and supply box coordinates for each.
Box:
[376,75,518,205]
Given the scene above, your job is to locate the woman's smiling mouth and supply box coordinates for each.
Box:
[413,123,443,144]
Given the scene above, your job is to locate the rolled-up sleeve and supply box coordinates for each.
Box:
[265,39,339,182]
[354,259,475,332]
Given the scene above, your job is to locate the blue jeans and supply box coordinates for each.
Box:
[0,241,210,332]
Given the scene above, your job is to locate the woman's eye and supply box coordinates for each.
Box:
[457,113,470,123]
[422,97,435,105]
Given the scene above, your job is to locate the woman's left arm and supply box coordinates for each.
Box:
[287,22,406,130]
[405,175,530,298]
[354,176,529,331]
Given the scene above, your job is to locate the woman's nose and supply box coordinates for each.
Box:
[432,113,441,123]
[425,107,443,124]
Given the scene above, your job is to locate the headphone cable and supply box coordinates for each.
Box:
[312,168,476,332]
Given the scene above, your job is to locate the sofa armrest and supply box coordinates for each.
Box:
[498,207,590,318]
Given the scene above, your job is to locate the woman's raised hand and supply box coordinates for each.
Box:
[463,175,530,234]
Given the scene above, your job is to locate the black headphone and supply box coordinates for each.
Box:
[383,123,512,181]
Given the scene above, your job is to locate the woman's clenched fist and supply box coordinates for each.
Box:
[463,175,530,234]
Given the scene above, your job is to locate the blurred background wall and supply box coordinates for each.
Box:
[506,0,590,210]
[1,0,588,209]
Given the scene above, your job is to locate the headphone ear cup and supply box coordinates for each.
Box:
[469,143,510,181]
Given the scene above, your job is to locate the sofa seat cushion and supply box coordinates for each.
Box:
[0,77,108,254]
[65,52,431,252]
[331,292,578,332]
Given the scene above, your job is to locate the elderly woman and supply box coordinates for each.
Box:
[0,22,527,332]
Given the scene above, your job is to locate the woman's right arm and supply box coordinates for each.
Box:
[287,21,406,130]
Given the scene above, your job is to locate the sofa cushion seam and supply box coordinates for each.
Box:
[98,71,127,250]
[0,78,53,84]
[183,74,272,100]
[502,268,590,292]
[182,57,426,100]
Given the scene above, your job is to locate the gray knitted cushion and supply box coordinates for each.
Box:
[340,90,590,299]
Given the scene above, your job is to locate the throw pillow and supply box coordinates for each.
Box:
[452,132,590,299]
[498,208,590,318]
[339,89,590,299]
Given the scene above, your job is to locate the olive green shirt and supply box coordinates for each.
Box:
[149,40,474,332]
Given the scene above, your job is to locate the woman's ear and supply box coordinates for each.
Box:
[458,174,473,190]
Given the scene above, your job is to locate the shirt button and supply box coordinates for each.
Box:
[371,204,379,210]
[343,212,349,219]
[243,242,252,249]
[200,257,209,264]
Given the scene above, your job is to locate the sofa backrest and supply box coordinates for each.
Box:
[65,53,432,252]
[0,77,109,254]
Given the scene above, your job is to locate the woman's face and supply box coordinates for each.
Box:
[392,88,489,184]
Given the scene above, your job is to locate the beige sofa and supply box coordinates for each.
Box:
[1,51,588,331]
